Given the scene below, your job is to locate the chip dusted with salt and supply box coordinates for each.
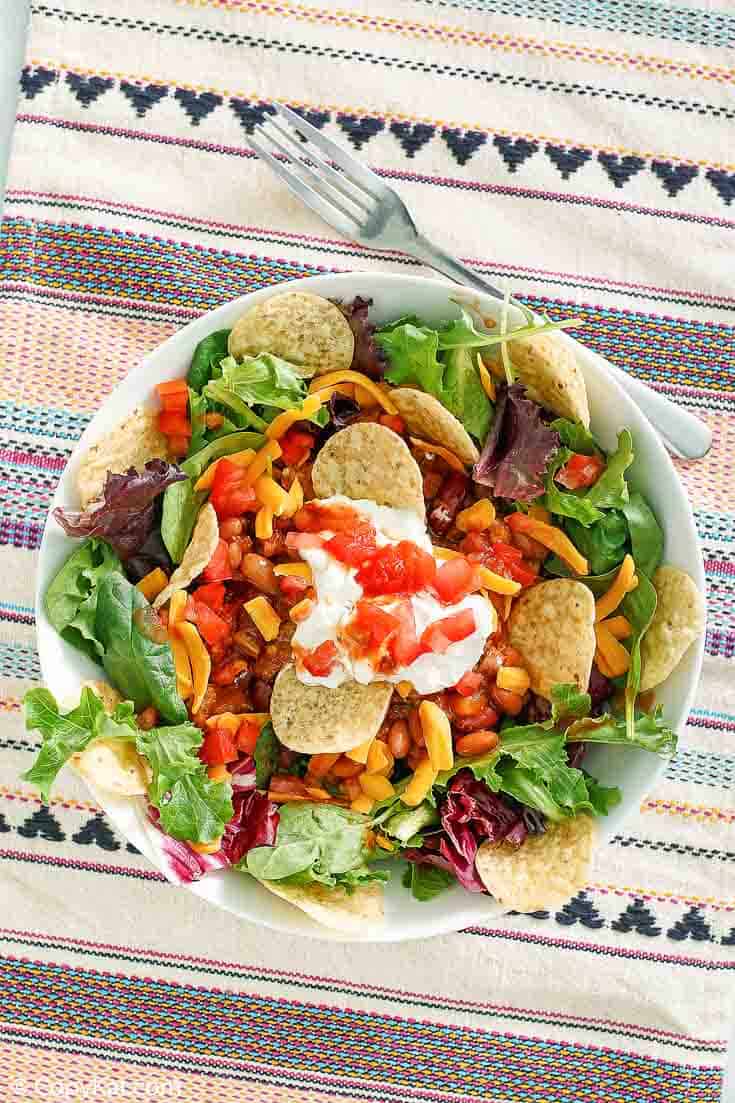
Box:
[270,665,393,754]
[312,422,425,517]
[487,332,590,428]
[228,291,355,376]
[76,406,170,509]
[72,738,149,797]
[260,879,384,934]
[640,565,704,692]
[390,388,479,465]
[153,503,219,610]
[476,814,596,911]
[509,579,595,700]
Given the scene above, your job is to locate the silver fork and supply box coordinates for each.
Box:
[249,103,711,460]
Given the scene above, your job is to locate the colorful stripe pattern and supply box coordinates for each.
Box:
[0,1,733,1101]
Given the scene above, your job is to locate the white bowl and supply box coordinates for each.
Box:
[36,272,705,941]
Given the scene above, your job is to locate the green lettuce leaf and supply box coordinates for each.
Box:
[137,722,233,843]
[566,705,676,756]
[377,323,444,395]
[549,418,597,454]
[436,307,494,350]
[622,492,664,578]
[550,682,592,726]
[44,539,122,661]
[584,429,634,509]
[22,687,135,802]
[246,802,386,889]
[94,573,188,723]
[187,328,231,393]
[402,862,455,901]
[187,388,208,456]
[441,346,493,441]
[543,449,605,527]
[583,774,622,815]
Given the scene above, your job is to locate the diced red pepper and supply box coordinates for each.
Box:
[420,609,476,654]
[201,539,234,583]
[193,581,226,612]
[280,428,316,468]
[210,459,259,519]
[156,379,189,400]
[236,720,261,754]
[301,640,339,677]
[434,556,478,604]
[454,671,484,696]
[158,411,192,437]
[556,452,606,490]
[200,727,238,766]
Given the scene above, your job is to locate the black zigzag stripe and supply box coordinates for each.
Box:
[29,4,735,123]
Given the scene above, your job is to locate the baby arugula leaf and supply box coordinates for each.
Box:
[566,706,676,756]
[377,322,445,395]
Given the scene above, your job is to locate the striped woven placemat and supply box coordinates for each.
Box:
[1,2,733,1101]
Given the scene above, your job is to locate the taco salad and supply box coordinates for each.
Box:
[26,290,704,933]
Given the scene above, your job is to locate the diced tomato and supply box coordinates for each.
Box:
[491,541,523,562]
[325,523,378,568]
[420,610,476,654]
[356,541,436,597]
[200,727,238,766]
[280,429,315,467]
[556,452,606,490]
[236,719,261,754]
[285,531,325,552]
[158,411,192,437]
[390,600,421,667]
[201,539,233,583]
[278,574,310,600]
[293,501,361,533]
[210,459,259,519]
[351,601,398,650]
[188,599,231,647]
[454,670,484,696]
[301,640,339,677]
[193,581,226,612]
[434,556,478,604]
[167,434,190,458]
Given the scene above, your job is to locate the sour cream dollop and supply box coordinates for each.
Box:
[292,497,495,694]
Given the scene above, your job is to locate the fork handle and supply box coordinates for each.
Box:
[409,234,711,460]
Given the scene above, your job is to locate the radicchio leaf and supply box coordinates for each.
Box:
[146,805,229,885]
[327,391,361,429]
[473,383,559,501]
[125,526,173,584]
[336,296,385,379]
[405,770,528,894]
[54,460,187,560]
[221,786,279,866]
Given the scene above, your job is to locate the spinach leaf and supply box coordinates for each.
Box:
[161,430,264,563]
[543,449,604,526]
[563,511,629,576]
[137,721,233,842]
[584,429,634,509]
[94,573,188,723]
[441,346,493,441]
[187,329,231,393]
[187,388,208,456]
[44,539,122,661]
[377,322,444,395]
[245,802,382,888]
[549,418,597,454]
[622,492,664,578]
[22,687,135,802]
[566,705,676,756]
[254,721,279,789]
[402,863,455,901]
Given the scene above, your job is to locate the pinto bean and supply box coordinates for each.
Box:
[240,554,278,595]
[428,472,469,537]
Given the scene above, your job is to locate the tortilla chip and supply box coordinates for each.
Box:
[509,579,595,700]
[640,565,704,692]
[153,503,219,610]
[476,814,596,911]
[76,405,170,508]
[312,422,425,517]
[72,738,149,797]
[228,292,354,377]
[488,333,589,427]
[81,679,122,714]
[390,388,479,465]
[260,879,384,934]
[271,665,393,754]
